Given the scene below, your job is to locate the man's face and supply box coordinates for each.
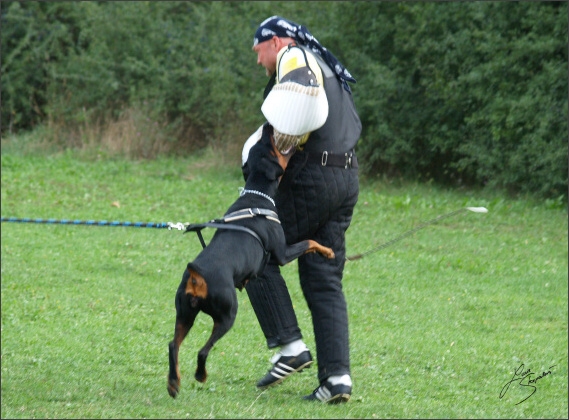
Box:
[252,37,279,77]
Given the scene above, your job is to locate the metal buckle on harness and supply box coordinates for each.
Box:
[345,152,352,169]
[321,151,328,166]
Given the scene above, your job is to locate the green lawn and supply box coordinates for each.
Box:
[1,151,567,418]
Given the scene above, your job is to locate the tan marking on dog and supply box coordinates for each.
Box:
[306,239,335,259]
[270,135,293,172]
[185,269,208,299]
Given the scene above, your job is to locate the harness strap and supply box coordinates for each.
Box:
[185,207,279,259]
[185,222,265,250]
[223,208,280,224]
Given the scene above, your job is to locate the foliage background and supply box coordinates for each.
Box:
[1,1,567,198]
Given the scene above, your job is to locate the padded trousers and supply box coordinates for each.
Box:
[245,152,359,383]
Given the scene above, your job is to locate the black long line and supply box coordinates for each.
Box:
[345,208,468,261]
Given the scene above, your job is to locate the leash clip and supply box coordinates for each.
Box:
[345,152,353,169]
[168,222,187,231]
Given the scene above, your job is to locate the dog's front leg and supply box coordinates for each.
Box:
[277,240,335,265]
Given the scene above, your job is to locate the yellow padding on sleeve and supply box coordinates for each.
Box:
[281,56,299,78]
[276,46,323,86]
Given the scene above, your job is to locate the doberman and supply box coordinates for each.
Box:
[167,124,335,398]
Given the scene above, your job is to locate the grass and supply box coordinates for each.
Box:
[1,147,567,418]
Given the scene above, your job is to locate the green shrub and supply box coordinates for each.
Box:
[2,1,567,198]
[333,2,567,198]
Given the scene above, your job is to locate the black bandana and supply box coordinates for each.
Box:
[253,15,356,93]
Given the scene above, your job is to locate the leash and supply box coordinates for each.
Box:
[6,206,485,263]
[1,216,187,230]
[345,207,488,261]
[1,207,280,249]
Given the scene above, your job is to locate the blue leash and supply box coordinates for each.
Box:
[2,215,267,254]
[0,217,187,231]
[1,208,277,247]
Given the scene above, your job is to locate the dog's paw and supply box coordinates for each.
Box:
[306,240,336,259]
[194,369,208,383]
[322,247,335,259]
[167,377,180,398]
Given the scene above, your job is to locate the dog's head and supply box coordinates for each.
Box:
[242,123,292,183]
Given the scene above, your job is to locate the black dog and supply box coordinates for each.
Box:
[167,124,335,398]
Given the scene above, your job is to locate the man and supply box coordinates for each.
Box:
[244,16,361,404]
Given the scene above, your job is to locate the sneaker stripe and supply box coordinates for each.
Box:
[269,363,297,379]
[269,371,285,379]
[272,368,288,376]
[316,386,332,402]
[257,350,313,389]
[276,363,295,372]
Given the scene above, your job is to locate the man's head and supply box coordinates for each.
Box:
[252,16,301,77]
[252,15,357,92]
[252,35,294,77]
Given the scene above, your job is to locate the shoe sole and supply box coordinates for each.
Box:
[256,360,313,390]
[303,392,351,403]
[327,393,351,404]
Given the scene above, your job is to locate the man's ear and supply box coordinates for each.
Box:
[272,36,280,51]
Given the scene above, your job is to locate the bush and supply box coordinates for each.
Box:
[333,2,567,197]
[2,1,566,198]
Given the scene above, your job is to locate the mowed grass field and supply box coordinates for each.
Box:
[1,149,567,419]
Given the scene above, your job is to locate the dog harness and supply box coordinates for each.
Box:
[185,207,279,250]
[185,208,279,287]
